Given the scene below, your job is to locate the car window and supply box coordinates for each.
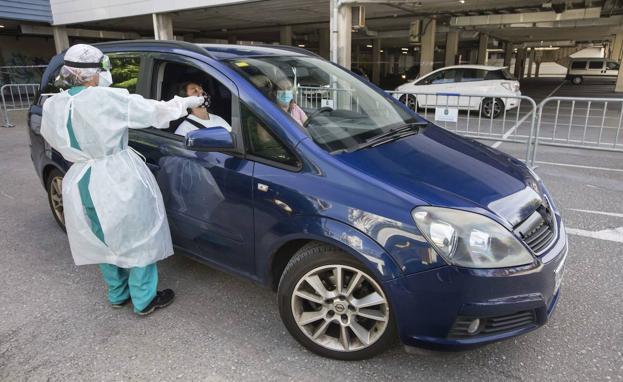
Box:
[484,69,514,80]
[606,61,620,70]
[42,65,63,94]
[588,61,604,70]
[459,69,487,82]
[151,60,233,136]
[571,61,586,69]
[110,55,141,93]
[429,69,457,84]
[241,102,298,167]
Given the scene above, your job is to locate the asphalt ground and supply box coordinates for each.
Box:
[1,79,622,381]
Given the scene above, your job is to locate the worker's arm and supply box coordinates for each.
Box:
[125,93,204,129]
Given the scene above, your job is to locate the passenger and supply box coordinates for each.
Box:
[174,81,232,136]
[275,78,307,126]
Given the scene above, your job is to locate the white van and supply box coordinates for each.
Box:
[566,58,620,85]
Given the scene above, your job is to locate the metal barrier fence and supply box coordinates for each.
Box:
[386,91,538,163]
[531,96,623,164]
[1,83,39,127]
[0,65,47,86]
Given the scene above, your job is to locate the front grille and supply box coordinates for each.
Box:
[448,310,537,339]
[514,206,556,254]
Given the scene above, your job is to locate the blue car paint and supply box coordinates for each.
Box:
[28,41,567,349]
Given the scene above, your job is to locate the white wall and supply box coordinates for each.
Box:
[50,0,253,25]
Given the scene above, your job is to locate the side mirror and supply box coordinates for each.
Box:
[185,127,235,152]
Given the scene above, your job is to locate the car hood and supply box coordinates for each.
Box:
[335,125,542,227]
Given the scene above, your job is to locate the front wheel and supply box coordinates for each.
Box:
[571,76,583,85]
[480,97,504,119]
[398,94,418,111]
[46,168,66,231]
[278,243,396,360]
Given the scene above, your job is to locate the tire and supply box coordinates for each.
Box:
[480,97,504,119]
[278,242,397,360]
[46,168,66,232]
[398,94,418,111]
[571,76,583,85]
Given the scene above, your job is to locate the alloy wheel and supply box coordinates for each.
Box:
[291,264,389,352]
[50,176,64,225]
[483,99,501,118]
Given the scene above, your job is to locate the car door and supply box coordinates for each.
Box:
[128,53,256,277]
[456,68,486,109]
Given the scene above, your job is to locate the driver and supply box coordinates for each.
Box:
[175,81,232,136]
[275,78,307,126]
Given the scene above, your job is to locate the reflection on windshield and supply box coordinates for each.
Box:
[227,56,416,153]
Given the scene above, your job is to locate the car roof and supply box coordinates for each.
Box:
[439,64,506,71]
[92,40,313,60]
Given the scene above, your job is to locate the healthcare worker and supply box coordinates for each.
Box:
[40,44,204,316]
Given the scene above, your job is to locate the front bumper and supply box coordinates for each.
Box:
[385,223,568,349]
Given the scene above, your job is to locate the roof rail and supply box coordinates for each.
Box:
[254,44,320,58]
[93,40,214,59]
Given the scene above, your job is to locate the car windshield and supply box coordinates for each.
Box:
[226,56,418,153]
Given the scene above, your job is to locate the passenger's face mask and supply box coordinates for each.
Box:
[276,90,294,105]
[98,70,113,87]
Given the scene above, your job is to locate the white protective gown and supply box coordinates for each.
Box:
[41,86,191,268]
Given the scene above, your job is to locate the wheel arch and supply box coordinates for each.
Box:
[265,217,403,290]
[42,164,65,190]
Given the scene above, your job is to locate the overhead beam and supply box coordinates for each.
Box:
[450,7,602,27]
[20,24,142,40]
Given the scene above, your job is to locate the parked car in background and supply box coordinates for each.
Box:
[566,58,620,85]
[393,65,521,118]
[29,41,566,360]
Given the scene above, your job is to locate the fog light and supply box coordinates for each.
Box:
[467,318,480,334]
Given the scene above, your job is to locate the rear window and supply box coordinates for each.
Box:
[571,61,586,69]
[588,61,604,69]
[484,69,514,80]
[460,69,487,82]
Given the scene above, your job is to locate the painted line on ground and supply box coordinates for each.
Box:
[566,227,623,243]
[568,208,623,218]
[535,160,623,173]
[491,80,566,149]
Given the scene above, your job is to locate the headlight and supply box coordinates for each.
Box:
[412,207,535,269]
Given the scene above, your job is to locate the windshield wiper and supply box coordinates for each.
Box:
[349,121,429,152]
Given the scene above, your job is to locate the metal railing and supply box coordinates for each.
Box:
[0,65,47,86]
[1,83,39,127]
[531,96,623,164]
[387,91,538,163]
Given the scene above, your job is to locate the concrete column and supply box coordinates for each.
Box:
[152,13,173,40]
[372,39,381,84]
[527,48,535,78]
[330,0,352,68]
[318,28,330,59]
[445,30,459,66]
[615,68,623,92]
[534,51,542,78]
[514,48,526,79]
[612,32,623,63]
[503,42,513,68]
[280,25,292,46]
[52,26,69,53]
[420,17,436,76]
[477,33,488,65]
[469,48,478,64]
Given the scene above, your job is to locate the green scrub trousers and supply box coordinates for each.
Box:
[99,264,158,313]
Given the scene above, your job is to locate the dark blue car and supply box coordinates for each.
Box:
[28,41,567,360]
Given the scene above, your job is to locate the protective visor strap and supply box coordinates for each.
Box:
[64,60,101,68]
